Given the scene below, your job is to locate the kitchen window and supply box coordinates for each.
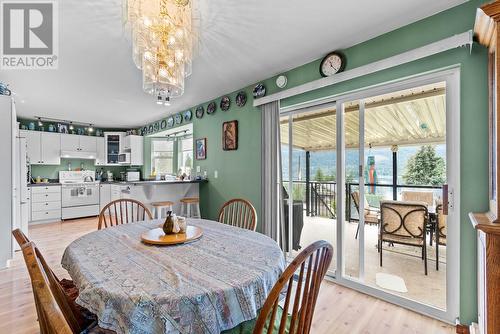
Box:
[178,136,193,175]
[151,140,174,175]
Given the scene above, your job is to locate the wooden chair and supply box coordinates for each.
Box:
[20,241,115,334]
[253,240,333,334]
[351,191,379,239]
[218,198,257,231]
[379,200,429,275]
[434,203,447,270]
[98,199,153,230]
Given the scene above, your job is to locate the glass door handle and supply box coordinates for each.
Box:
[442,184,448,215]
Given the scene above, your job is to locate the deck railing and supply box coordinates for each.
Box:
[283,180,442,220]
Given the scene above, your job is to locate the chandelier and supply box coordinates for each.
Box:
[124,0,194,104]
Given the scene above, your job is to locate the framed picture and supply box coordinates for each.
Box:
[222,120,238,151]
[57,123,68,134]
[196,138,207,160]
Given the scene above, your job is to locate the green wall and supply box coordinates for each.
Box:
[142,0,488,323]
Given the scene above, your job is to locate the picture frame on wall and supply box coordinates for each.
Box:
[195,138,207,160]
[222,120,238,151]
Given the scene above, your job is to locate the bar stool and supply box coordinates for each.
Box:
[151,201,174,219]
[180,197,201,218]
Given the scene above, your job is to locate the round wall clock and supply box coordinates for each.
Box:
[183,110,192,121]
[236,91,247,107]
[220,96,230,111]
[320,51,346,77]
[167,117,174,127]
[253,83,266,98]
[207,101,216,114]
[174,113,183,125]
[276,75,287,88]
[196,106,204,118]
[160,119,167,129]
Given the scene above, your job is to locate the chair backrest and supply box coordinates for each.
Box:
[351,191,370,216]
[218,198,257,231]
[253,240,333,334]
[380,200,428,239]
[436,203,447,238]
[98,199,153,230]
[401,191,434,207]
[20,242,75,334]
[12,228,29,247]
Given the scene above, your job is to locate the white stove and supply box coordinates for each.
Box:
[59,171,100,219]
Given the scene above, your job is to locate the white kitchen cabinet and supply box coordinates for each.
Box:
[40,132,61,165]
[95,137,106,166]
[99,183,111,210]
[79,136,97,152]
[104,132,125,165]
[122,135,144,166]
[22,130,61,165]
[61,134,97,152]
[30,185,61,223]
[110,184,122,201]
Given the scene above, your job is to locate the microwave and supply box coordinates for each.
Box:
[118,152,130,164]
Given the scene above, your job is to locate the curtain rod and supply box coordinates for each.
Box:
[254,30,473,107]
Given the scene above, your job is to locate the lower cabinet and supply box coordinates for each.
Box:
[99,184,111,210]
[30,185,61,223]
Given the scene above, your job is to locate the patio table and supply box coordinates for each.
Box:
[61,219,285,334]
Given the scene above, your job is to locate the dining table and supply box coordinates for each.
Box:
[61,218,285,334]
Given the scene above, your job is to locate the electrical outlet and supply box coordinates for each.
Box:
[196,166,201,173]
[214,170,218,178]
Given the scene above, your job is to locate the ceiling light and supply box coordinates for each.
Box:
[88,124,94,132]
[38,118,43,126]
[69,122,74,130]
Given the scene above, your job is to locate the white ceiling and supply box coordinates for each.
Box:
[3,0,466,128]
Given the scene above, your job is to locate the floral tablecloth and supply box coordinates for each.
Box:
[61,219,285,334]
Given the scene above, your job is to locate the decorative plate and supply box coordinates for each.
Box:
[167,117,174,128]
[175,113,183,125]
[153,122,159,132]
[196,106,204,118]
[253,83,266,98]
[160,119,167,129]
[142,127,148,135]
[276,75,287,88]
[236,91,247,107]
[207,101,217,114]
[220,96,230,111]
[183,110,192,122]
[148,125,153,133]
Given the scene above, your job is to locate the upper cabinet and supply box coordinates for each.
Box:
[123,135,144,166]
[95,137,106,166]
[21,130,61,165]
[61,134,97,152]
[104,132,124,165]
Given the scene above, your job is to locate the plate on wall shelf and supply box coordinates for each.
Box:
[174,113,183,125]
[207,101,216,114]
[253,83,266,98]
[183,110,192,122]
[236,91,247,107]
[167,117,174,128]
[220,96,230,111]
[196,106,204,118]
[148,125,153,133]
[160,119,167,129]
[153,122,159,132]
[142,127,148,135]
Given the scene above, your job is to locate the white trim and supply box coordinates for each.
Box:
[333,67,461,324]
[255,30,471,107]
[359,100,365,281]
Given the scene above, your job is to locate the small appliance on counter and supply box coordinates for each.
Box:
[106,171,114,182]
[126,170,140,182]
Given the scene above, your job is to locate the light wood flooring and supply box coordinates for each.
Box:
[0,217,455,334]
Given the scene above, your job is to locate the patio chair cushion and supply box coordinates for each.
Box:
[365,212,379,224]
[382,234,425,246]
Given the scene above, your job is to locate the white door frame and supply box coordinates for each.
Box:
[334,67,460,324]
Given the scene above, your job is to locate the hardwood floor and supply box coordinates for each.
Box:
[0,217,455,334]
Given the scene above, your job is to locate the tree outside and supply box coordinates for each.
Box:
[403,145,446,186]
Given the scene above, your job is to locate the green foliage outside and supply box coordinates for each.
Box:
[402,145,446,186]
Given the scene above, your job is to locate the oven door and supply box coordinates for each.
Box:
[62,185,99,207]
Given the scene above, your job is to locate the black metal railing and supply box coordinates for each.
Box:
[283,180,442,221]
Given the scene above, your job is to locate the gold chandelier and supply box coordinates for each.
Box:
[124,0,194,104]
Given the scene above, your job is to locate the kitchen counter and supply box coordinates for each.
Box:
[29,183,61,187]
[99,179,207,185]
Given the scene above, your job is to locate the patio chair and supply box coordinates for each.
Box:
[434,202,447,271]
[402,190,436,245]
[351,191,379,240]
[379,200,429,275]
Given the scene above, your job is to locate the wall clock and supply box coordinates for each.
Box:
[196,106,204,118]
[183,110,192,121]
[253,83,266,98]
[175,113,183,125]
[319,51,346,77]
[167,117,174,127]
[220,96,230,111]
[276,75,287,88]
[236,91,247,107]
[207,101,217,114]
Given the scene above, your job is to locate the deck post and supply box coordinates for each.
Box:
[392,145,398,200]
[306,151,310,216]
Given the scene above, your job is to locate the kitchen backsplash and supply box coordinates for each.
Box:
[31,158,128,181]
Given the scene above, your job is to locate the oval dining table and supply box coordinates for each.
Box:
[61,219,285,334]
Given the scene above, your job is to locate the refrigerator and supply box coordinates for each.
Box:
[0,95,15,268]
[13,133,29,251]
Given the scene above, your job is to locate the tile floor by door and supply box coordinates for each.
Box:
[0,217,454,334]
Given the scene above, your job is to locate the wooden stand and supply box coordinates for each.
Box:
[469,2,500,334]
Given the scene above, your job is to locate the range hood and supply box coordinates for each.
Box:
[60,150,97,160]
